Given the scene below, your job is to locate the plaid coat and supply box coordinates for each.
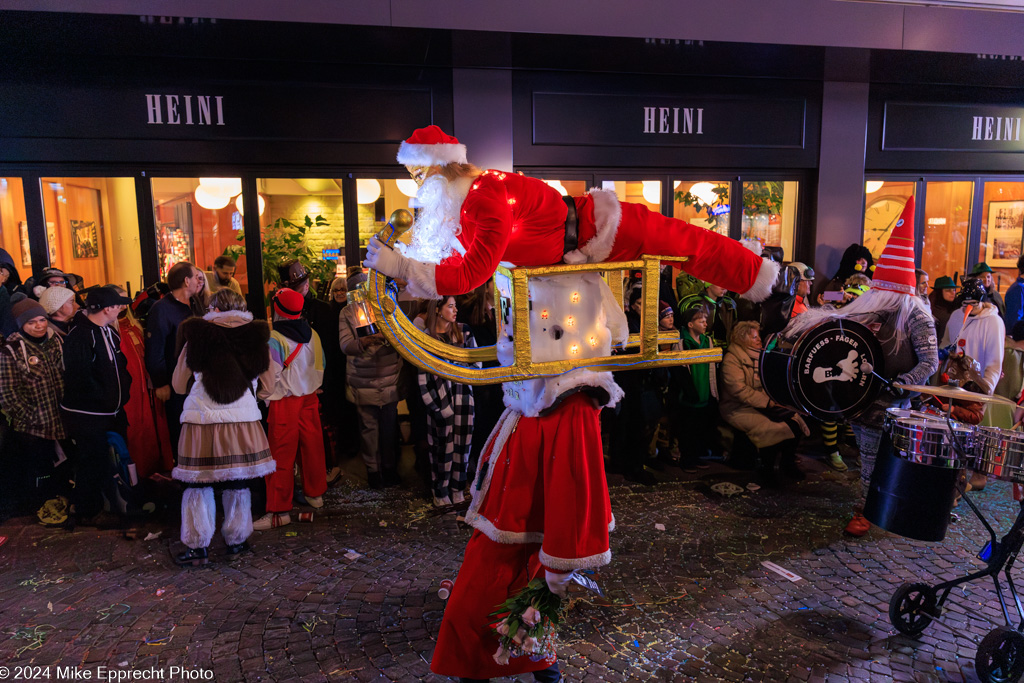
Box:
[418,325,477,495]
[0,329,65,439]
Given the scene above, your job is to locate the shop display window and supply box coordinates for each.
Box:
[0,178,29,273]
[151,177,251,296]
[921,181,973,287]
[672,180,731,238]
[350,178,416,264]
[979,181,1024,295]
[40,177,143,294]
[863,180,915,263]
[741,180,798,260]
[599,179,664,214]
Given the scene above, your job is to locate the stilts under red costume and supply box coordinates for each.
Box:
[364,126,778,681]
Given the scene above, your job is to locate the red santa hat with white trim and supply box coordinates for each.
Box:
[870,196,917,296]
[396,125,468,167]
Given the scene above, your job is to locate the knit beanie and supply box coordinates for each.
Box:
[39,286,75,315]
[13,298,47,329]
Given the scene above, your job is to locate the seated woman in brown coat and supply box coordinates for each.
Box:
[718,321,809,486]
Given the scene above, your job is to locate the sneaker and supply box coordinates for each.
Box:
[451,491,465,505]
[826,453,848,472]
[252,512,290,531]
[844,513,870,536]
[305,496,324,509]
[433,496,452,508]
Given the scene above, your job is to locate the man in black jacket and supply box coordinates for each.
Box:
[145,262,202,461]
[61,286,133,525]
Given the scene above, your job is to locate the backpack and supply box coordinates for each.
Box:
[131,282,171,329]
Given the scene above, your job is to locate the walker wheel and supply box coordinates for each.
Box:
[889,582,938,637]
[976,626,1024,683]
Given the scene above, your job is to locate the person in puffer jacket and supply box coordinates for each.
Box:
[171,289,276,566]
[254,288,327,531]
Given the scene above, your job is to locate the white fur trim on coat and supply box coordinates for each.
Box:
[464,408,520,536]
[171,458,275,484]
[564,188,621,265]
[503,369,624,418]
[539,548,612,571]
[740,257,780,303]
[396,141,467,167]
[402,259,439,300]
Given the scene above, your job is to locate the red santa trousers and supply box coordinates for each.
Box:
[432,392,612,678]
[265,393,327,513]
[430,531,554,679]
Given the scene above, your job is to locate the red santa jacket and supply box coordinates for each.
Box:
[434,170,768,300]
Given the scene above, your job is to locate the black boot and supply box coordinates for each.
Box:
[367,472,384,489]
[778,439,805,481]
[175,547,209,567]
[225,541,251,556]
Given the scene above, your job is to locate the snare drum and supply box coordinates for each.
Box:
[886,412,974,470]
[760,319,885,421]
[974,427,1024,484]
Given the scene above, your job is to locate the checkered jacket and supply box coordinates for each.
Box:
[0,330,65,439]
[418,325,477,444]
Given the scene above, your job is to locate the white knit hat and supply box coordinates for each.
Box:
[38,285,75,315]
[396,125,467,167]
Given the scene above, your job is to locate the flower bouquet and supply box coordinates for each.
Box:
[489,577,563,666]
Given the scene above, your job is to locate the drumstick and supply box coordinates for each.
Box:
[1013,420,1024,432]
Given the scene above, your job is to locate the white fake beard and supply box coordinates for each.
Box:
[396,175,466,265]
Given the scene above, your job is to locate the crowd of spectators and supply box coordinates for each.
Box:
[4,237,1024,556]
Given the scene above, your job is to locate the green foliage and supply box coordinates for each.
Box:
[225,214,337,297]
[673,181,786,232]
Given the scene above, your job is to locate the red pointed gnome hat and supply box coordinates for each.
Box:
[397,125,468,167]
[871,196,917,295]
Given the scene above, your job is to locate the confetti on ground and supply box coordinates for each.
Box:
[8,624,56,657]
[343,550,363,560]
[18,575,70,591]
[97,603,130,621]
[299,615,326,632]
[143,635,172,646]
[654,523,666,531]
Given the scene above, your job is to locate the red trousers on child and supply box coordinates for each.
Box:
[265,394,327,513]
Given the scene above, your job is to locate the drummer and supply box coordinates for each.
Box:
[780,198,938,537]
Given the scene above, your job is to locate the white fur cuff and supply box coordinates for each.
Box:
[539,548,612,571]
[403,260,440,300]
[565,189,621,265]
[740,258,780,303]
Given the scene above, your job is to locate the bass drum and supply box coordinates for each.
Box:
[760,319,885,422]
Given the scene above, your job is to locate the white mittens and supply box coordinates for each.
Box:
[364,237,410,281]
[545,570,573,597]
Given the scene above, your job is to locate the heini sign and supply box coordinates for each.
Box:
[972,115,1022,142]
[642,106,704,135]
[145,94,225,126]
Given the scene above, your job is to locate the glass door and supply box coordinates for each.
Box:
[921,180,973,285]
[0,177,30,278]
[979,180,1024,297]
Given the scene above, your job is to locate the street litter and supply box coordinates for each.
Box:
[654,523,666,531]
[710,482,744,497]
[761,561,803,583]
[144,531,162,541]
[344,550,363,560]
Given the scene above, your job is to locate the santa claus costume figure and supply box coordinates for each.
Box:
[365,126,778,682]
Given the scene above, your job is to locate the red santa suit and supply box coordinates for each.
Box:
[367,127,778,302]
[431,271,626,679]
[366,126,778,680]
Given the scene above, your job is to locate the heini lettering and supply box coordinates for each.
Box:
[643,107,703,135]
[971,115,1021,142]
[146,94,225,126]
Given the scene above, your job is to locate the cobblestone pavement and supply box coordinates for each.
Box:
[0,456,1020,682]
